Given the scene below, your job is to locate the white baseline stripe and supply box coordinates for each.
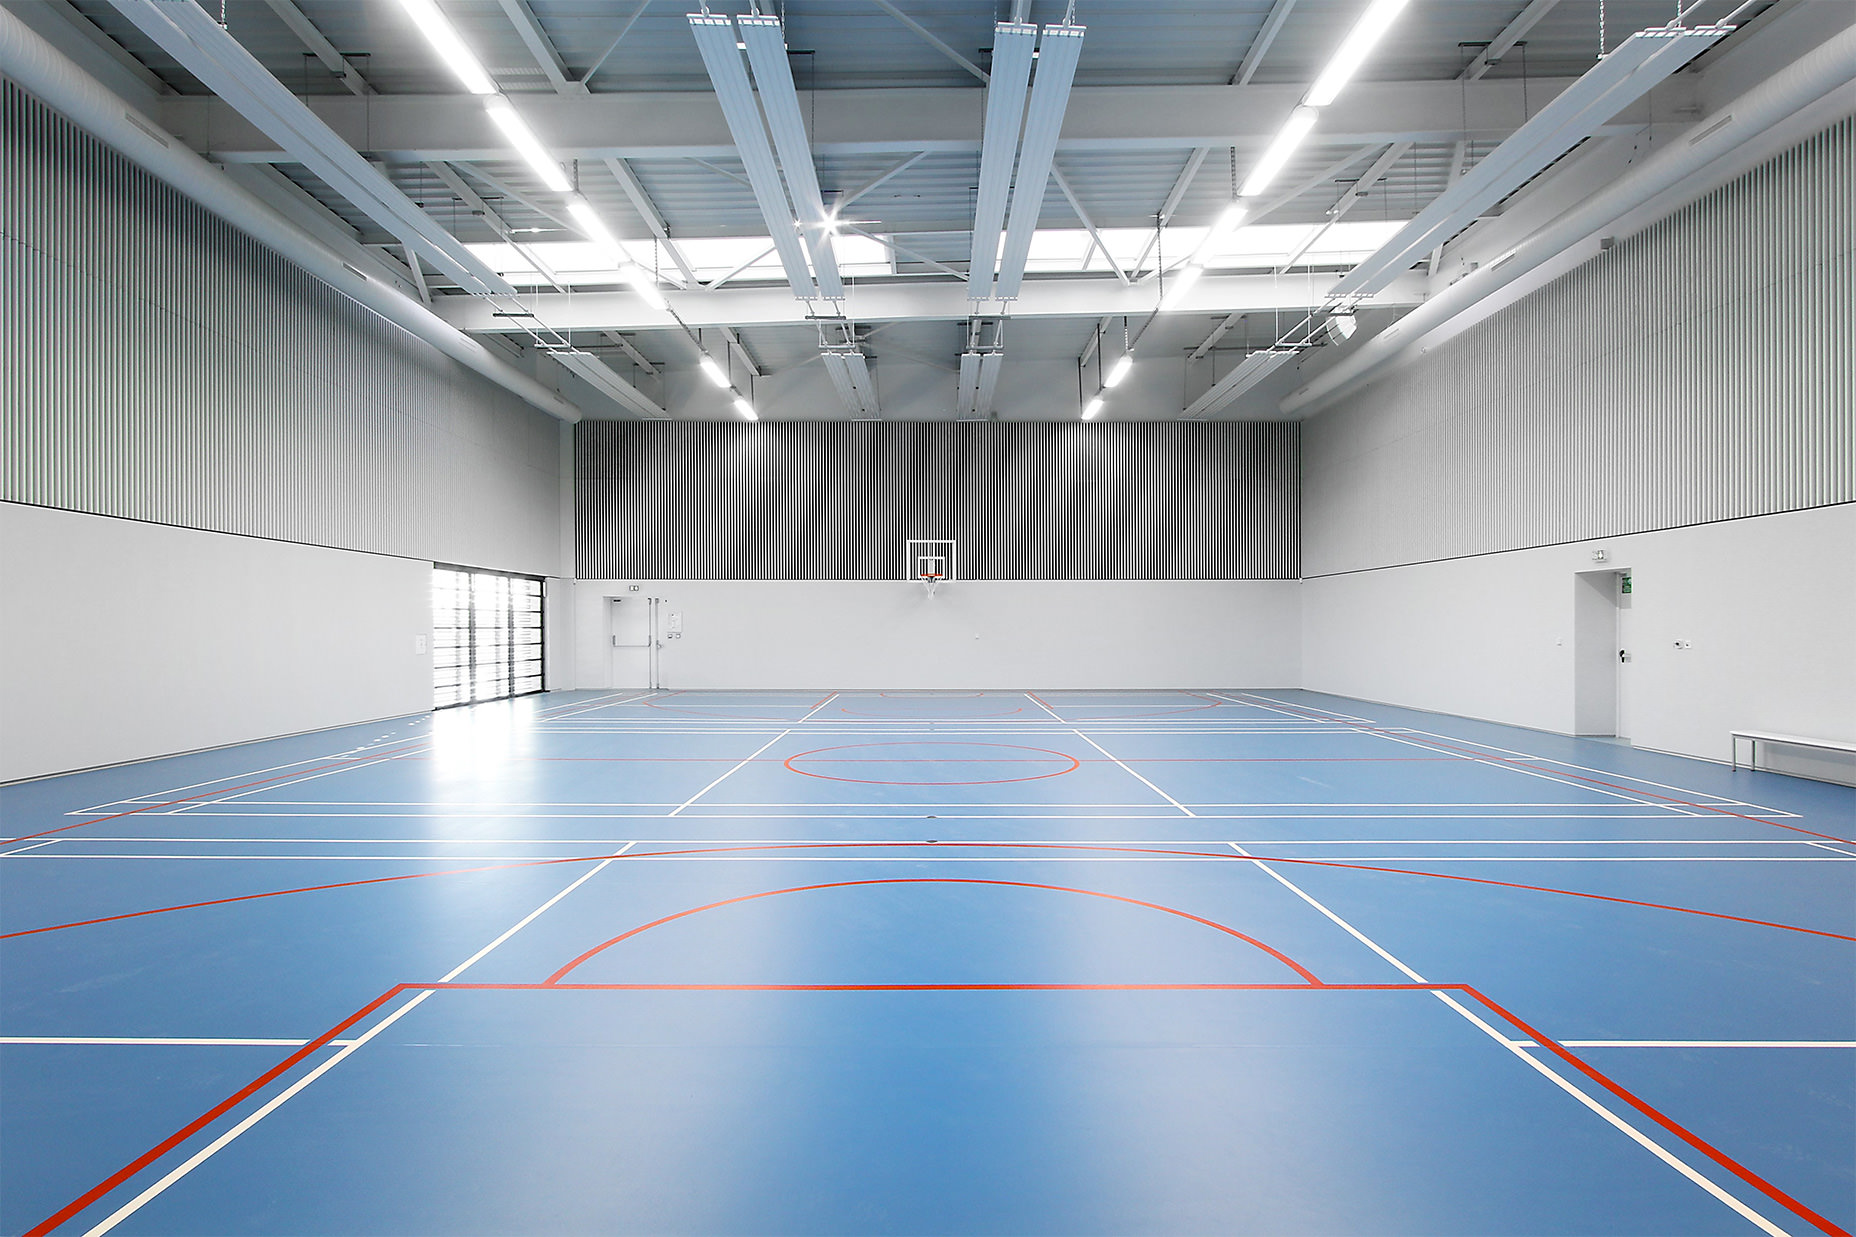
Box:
[1226,842,1791,1237]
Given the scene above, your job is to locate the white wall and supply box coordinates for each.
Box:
[1302,504,1856,774]
[570,579,1301,691]
[1,503,431,782]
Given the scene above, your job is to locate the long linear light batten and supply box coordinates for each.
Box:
[485,96,570,192]
[1241,106,1318,198]
[396,0,495,94]
[993,23,1086,300]
[689,14,817,298]
[1304,0,1411,108]
[739,16,845,299]
[967,22,1037,300]
[1327,23,1728,300]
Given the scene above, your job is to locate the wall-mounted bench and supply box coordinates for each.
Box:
[1730,730,1856,772]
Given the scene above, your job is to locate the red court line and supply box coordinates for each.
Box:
[1237,696,1856,844]
[35,980,1848,1237]
[544,877,1321,985]
[21,983,418,1237]
[0,743,431,846]
[6,840,1851,945]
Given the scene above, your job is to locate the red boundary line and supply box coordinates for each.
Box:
[544,877,1322,985]
[30,980,1849,1237]
[5,840,1851,944]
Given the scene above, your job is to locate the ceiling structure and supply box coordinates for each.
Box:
[11,0,1839,423]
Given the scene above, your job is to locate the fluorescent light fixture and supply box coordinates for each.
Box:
[1082,395,1104,419]
[967,22,1038,299]
[699,355,731,387]
[1305,0,1410,107]
[733,396,759,420]
[1103,354,1133,387]
[620,264,668,311]
[689,14,817,298]
[1200,202,1249,253]
[1241,106,1318,198]
[566,195,619,250]
[397,0,496,95]
[1160,262,1204,309]
[993,23,1087,300]
[484,96,570,193]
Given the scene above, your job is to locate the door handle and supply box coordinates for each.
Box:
[1618,649,1631,663]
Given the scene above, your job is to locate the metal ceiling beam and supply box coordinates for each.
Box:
[437,270,1428,333]
[839,151,929,208]
[580,1,650,86]
[1278,140,1412,270]
[1050,165,1130,287]
[1232,0,1299,87]
[494,0,584,94]
[1461,0,1563,80]
[870,0,990,84]
[602,332,659,377]
[1189,312,1243,360]
[602,157,700,287]
[259,0,371,95]
[162,77,1652,162]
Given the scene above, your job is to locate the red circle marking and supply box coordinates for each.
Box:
[547,877,1321,985]
[783,741,1081,785]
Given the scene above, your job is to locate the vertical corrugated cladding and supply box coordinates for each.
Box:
[575,420,1299,579]
[0,78,564,575]
[1302,116,1855,578]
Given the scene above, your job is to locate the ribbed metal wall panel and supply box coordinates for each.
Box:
[1304,116,1854,577]
[577,421,1299,580]
[0,79,564,575]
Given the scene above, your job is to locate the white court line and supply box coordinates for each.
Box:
[77,843,635,1236]
[0,838,60,857]
[797,692,841,722]
[96,798,1686,810]
[534,690,656,720]
[23,854,1852,865]
[0,1037,350,1047]
[1227,696,1808,822]
[44,835,1847,847]
[667,732,792,817]
[96,810,1763,822]
[160,753,412,818]
[1225,841,1791,1237]
[1027,695,1197,819]
[1809,841,1856,858]
[1232,693,1680,813]
[1545,1041,1856,1049]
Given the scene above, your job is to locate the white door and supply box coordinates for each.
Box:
[1572,570,1620,736]
[608,596,655,688]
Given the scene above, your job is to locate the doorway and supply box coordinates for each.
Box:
[609,594,661,689]
[1572,569,1631,738]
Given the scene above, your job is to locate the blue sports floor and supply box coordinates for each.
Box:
[2,688,1851,1236]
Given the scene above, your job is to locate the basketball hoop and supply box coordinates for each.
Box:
[905,539,957,598]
